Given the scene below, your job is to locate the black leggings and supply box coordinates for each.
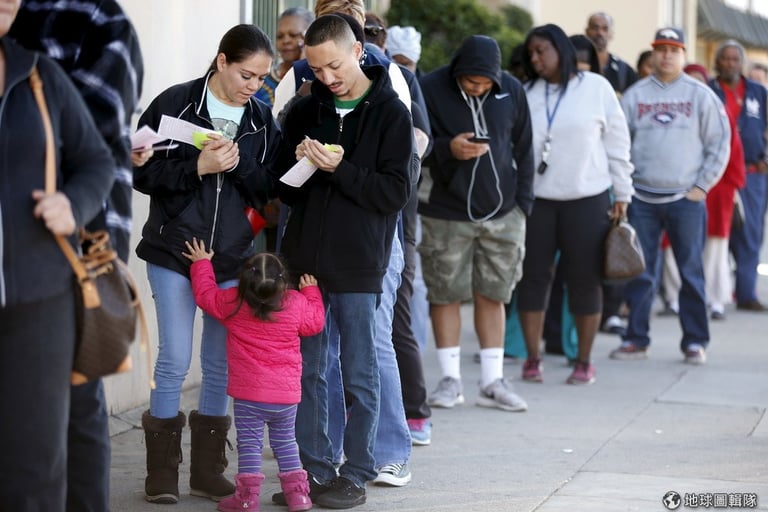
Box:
[517,191,611,315]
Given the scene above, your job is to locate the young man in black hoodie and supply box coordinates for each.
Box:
[273,14,412,510]
[419,35,534,412]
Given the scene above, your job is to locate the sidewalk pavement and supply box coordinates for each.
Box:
[109,299,768,512]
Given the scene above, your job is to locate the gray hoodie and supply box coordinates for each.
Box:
[620,73,730,197]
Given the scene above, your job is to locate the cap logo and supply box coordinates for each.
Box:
[659,29,679,40]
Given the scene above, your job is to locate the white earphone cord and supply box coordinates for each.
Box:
[460,87,504,223]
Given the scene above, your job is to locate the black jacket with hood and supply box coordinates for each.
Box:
[274,65,412,293]
[134,72,280,282]
[419,35,534,221]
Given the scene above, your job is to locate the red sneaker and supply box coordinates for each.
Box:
[566,361,596,385]
[522,357,543,382]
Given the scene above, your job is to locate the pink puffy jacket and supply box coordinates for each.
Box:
[190,260,325,404]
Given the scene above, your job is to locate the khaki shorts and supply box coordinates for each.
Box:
[418,207,526,304]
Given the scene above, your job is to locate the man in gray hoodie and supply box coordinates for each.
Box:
[612,28,730,365]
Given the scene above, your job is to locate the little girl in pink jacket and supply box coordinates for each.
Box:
[184,238,324,512]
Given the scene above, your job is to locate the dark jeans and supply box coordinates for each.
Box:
[0,291,75,511]
[67,380,110,512]
[296,292,380,487]
[601,282,626,320]
[393,193,431,420]
[731,172,768,303]
[623,197,709,350]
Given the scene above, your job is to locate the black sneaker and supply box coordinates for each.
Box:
[272,474,330,505]
[314,476,366,509]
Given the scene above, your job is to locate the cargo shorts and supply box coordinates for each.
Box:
[418,206,526,304]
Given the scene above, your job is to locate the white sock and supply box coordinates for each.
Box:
[436,347,461,380]
[480,347,504,388]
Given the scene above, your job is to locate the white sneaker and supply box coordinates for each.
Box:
[373,463,412,487]
[477,378,528,412]
[684,344,707,365]
[427,376,464,408]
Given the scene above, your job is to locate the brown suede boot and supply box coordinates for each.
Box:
[188,410,235,501]
[216,473,264,512]
[142,410,186,504]
[278,469,313,512]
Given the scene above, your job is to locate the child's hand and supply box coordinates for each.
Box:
[299,274,317,289]
[182,238,214,262]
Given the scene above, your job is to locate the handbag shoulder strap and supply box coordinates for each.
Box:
[31,66,155,389]
[29,66,101,308]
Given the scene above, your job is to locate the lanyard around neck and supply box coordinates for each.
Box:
[545,82,564,133]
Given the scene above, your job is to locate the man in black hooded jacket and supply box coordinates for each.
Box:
[273,14,412,510]
[419,35,534,413]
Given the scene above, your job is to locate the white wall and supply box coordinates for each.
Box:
[103,0,241,413]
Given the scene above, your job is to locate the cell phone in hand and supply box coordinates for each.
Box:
[468,135,491,144]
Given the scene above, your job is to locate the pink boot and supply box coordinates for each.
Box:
[278,469,313,512]
[217,473,264,511]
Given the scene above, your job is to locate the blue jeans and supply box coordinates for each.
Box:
[411,214,430,351]
[325,317,345,465]
[296,292,380,487]
[730,172,768,303]
[324,233,411,468]
[147,263,233,418]
[623,198,709,350]
[372,233,411,467]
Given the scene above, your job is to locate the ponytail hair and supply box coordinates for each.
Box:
[232,253,288,321]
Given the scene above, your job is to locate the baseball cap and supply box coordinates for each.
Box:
[652,28,685,49]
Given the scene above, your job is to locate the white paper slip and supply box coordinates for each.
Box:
[279,157,318,187]
[157,115,218,147]
[131,125,167,150]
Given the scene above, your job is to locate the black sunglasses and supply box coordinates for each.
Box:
[364,25,386,37]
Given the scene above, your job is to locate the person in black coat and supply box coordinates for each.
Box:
[10,2,145,507]
[0,4,115,507]
[273,14,412,509]
[133,24,280,504]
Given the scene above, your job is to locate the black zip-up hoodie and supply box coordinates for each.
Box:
[134,72,280,282]
[0,38,114,307]
[419,35,534,221]
[275,65,412,293]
